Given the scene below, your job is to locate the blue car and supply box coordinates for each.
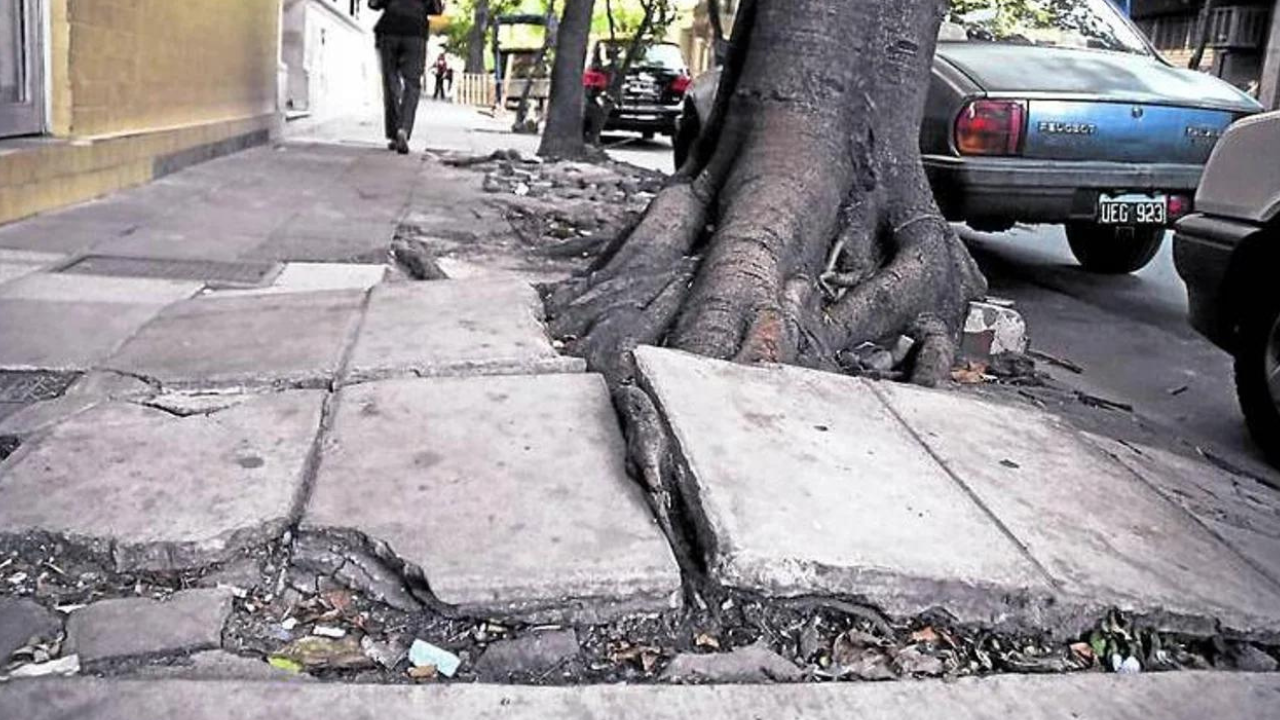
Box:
[674,0,1262,274]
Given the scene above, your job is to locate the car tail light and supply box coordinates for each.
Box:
[670,74,691,96]
[955,100,1026,156]
[1167,194,1192,220]
[583,70,609,90]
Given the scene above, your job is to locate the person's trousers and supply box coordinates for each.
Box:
[377,34,427,140]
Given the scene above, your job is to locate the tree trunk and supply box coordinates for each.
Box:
[538,0,597,158]
[546,0,986,387]
[466,0,490,74]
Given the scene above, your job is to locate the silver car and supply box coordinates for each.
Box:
[1174,111,1280,464]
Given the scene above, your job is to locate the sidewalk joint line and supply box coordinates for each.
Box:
[866,381,1061,590]
[1084,434,1280,595]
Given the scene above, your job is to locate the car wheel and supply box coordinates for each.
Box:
[1065,222,1165,274]
[1234,286,1280,465]
[673,109,700,170]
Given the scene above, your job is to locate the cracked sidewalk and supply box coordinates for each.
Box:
[1,132,1278,707]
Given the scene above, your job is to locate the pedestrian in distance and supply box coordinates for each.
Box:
[432,53,449,101]
[370,0,444,154]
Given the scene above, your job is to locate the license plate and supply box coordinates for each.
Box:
[1098,194,1167,225]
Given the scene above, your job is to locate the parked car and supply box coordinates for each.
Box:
[675,0,1262,274]
[585,40,691,140]
[1174,111,1280,464]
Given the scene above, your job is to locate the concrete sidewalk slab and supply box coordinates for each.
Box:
[0,251,66,289]
[0,299,180,370]
[65,589,234,663]
[633,347,1051,624]
[1090,436,1280,587]
[104,290,366,390]
[0,216,141,253]
[303,374,680,621]
[3,672,1279,720]
[0,390,325,570]
[90,229,273,262]
[0,273,203,304]
[345,280,584,382]
[875,382,1280,634]
[218,263,386,296]
[242,232,394,264]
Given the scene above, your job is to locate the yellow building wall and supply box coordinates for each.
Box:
[60,0,279,137]
[0,0,282,226]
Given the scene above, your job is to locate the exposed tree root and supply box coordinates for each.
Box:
[542,0,989,531]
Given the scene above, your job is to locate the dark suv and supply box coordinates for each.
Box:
[585,41,691,139]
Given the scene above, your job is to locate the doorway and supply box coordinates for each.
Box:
[0,0,45,138]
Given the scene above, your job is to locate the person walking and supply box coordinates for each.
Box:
[370,0,438,154]
[431,53,449,101]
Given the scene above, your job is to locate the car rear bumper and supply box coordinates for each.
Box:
[1173,213,1261,349]
[923,156,1204,224]
[606,105,681,133]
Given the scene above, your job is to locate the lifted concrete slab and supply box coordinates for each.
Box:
[633,347,1050,625]
[303,374,680,622]
[0,391,325,571]
[876,382,1280,635]
[104,290,366,390]
[345,280,584,382]
[3,672,1278,720]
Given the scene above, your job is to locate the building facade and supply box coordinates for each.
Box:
[0,0,282,225]
[281,0,381,120]
[1131,0,1278,104]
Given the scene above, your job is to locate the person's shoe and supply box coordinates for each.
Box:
[394,129,409,155]
[387,140,397,151]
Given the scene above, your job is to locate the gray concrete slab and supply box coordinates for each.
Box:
[0,598,62,661]
[633,347,1050,624]
[0,273,202,304]
[0,391,325,571]
[90,230,272,262]
[0,299,173,370]
[0,217,140,253]
[303,374,680,622]
[104,290,366,390]
[2,672,1279,720]
[65,590,233,663]
[345,280,584,382]
[0,249,65,265]
[242,233,394,264]
[217,263,386,297]
[876,382,1280,634]
[1089,436,1280,588]
[0,262,42,287]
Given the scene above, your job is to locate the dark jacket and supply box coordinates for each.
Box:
[370,0,438,38]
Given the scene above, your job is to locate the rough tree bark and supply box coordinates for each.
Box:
[466,0,491,74]
[547,0,986,388]
[538,0,597,158]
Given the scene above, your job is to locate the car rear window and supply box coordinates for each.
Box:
[943,0,1151,56]
[595,42,687,72]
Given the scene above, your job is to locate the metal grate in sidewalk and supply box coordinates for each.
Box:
[58,255,278,286]
[0,371,81,403]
